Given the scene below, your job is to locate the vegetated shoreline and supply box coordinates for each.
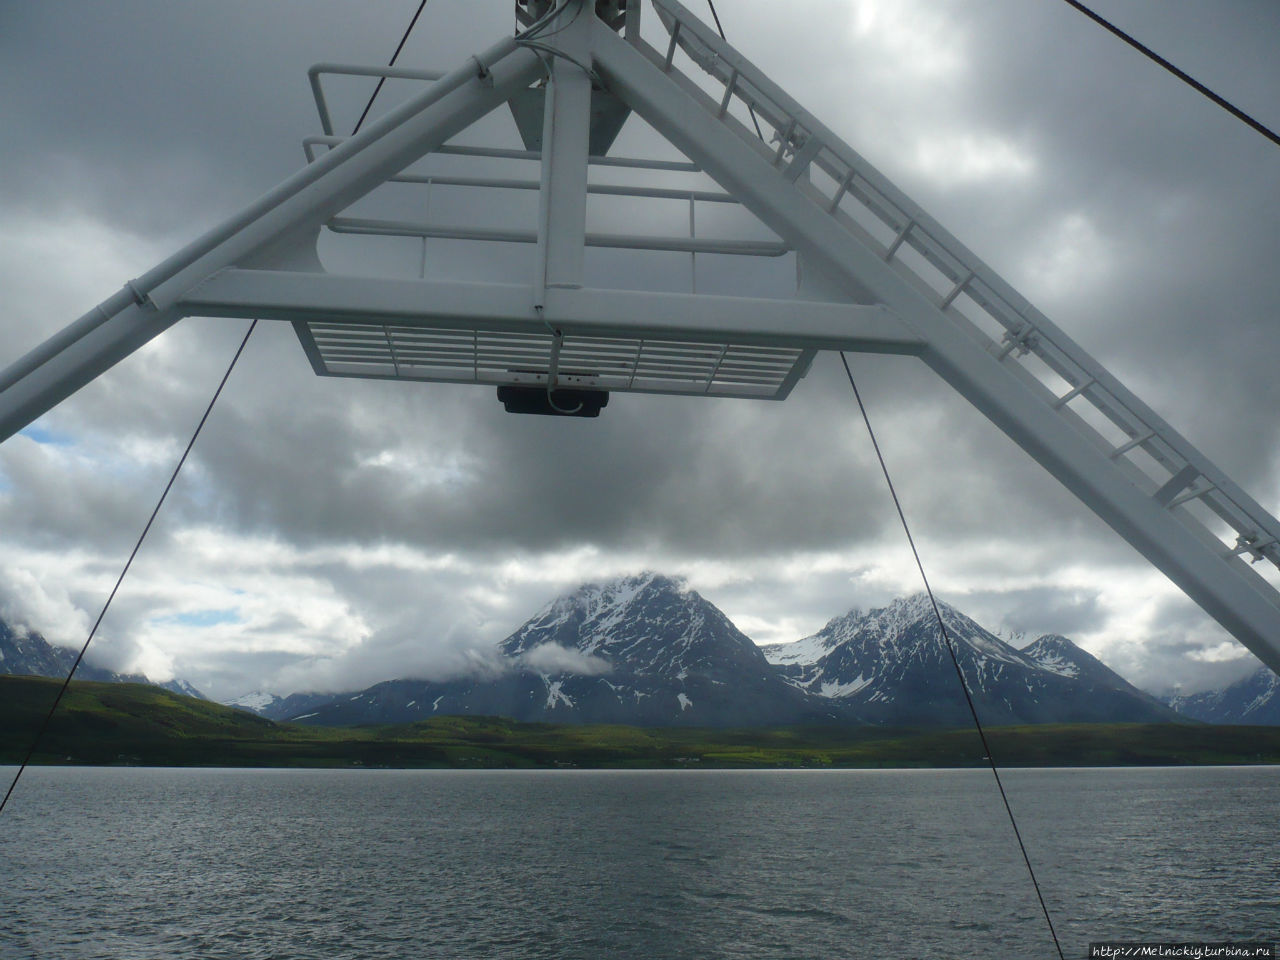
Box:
[3,676,1280,770]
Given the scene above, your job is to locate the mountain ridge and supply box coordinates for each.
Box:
[253,579,1179,728]
[285,572,843,727]
[759,594,1179,726]
[0,617,204,699]
[1165,666,1280,725]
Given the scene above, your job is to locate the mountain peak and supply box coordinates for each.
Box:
[878,592,954,620]
[499,572,761,681]
[559,570,681,610]
[1023,634,1075,650]
[1022,634,1094,679]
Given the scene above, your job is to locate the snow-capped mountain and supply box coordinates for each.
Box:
[1165,666,1280,725]
[289,573,842,727]
[1021,634,1172,708]
[1,616,206,699]
[761,596,1178,726]
[499,573,775,683]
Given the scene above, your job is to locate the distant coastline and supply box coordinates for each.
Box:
[4,676,1280,770]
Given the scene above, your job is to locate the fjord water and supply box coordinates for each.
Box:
[1,766,1275,959]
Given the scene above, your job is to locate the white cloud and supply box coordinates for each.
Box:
[910,132,1036,187]
[1018,211,1116,300]
[518,643,612,677]
[0,564,91,651]
[0,213,161,355]
[848,0,968,82]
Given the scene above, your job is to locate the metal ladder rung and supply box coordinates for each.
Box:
[826,169,855,214]
[663,22,681,72]
[1110,430,1156,459]
[1168,483,1216,510]
[939,272,974,311]
[884,219,914,261]
[716,69,738,118]
[1052,377,1096,409]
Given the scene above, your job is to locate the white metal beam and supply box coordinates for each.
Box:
[175,270,922,354]
[535,2,593,300]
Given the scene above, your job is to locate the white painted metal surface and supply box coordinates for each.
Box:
[0,0,1276,672]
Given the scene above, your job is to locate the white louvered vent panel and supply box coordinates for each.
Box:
[297,322,812,400]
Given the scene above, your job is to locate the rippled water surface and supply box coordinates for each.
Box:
[1,765,1276,958]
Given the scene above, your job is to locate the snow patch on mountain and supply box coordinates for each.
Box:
[1021,635,1082,678]
[544,679,574,710]
[226,691,280,713]
[819,675,872,698]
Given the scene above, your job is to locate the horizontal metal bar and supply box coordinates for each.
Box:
[1110,430,1156,459]
[326,216,789,256]
[302,136,701,171]
[388,173,738,203]
[308,63,447,138]
[178,271,925,355]
[1053,377,1096,409]
[1169,483,1217,510]
[309,62,446,82]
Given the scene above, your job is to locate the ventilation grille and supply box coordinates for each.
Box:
[295,322,813,400]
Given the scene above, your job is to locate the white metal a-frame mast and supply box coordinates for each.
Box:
[1,0,1278,674]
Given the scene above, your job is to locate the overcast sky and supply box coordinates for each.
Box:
[1,0,1276,699]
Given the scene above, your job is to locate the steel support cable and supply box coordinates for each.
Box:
[1060,0,1280,149]
[0,320,259,819]
[838,353,1066,960]
[352,0,432,136]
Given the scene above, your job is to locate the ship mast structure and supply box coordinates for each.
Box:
[1,0,1277,674]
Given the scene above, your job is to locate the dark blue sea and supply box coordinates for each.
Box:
[1,765,1276,958]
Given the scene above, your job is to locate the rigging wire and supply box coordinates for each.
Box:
[705,0,765,142]
[351,0,431,136]
[0,320,259,819]
[1060,0,1280,149]
[838,353,1066,960]
[702,7,1060,947]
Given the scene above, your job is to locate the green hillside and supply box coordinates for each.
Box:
[3,675,1280,769]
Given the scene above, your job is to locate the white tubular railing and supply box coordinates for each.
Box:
[649,0,1280,575]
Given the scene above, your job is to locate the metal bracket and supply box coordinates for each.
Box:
[126,280,154,310]
[470,55,494,86]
